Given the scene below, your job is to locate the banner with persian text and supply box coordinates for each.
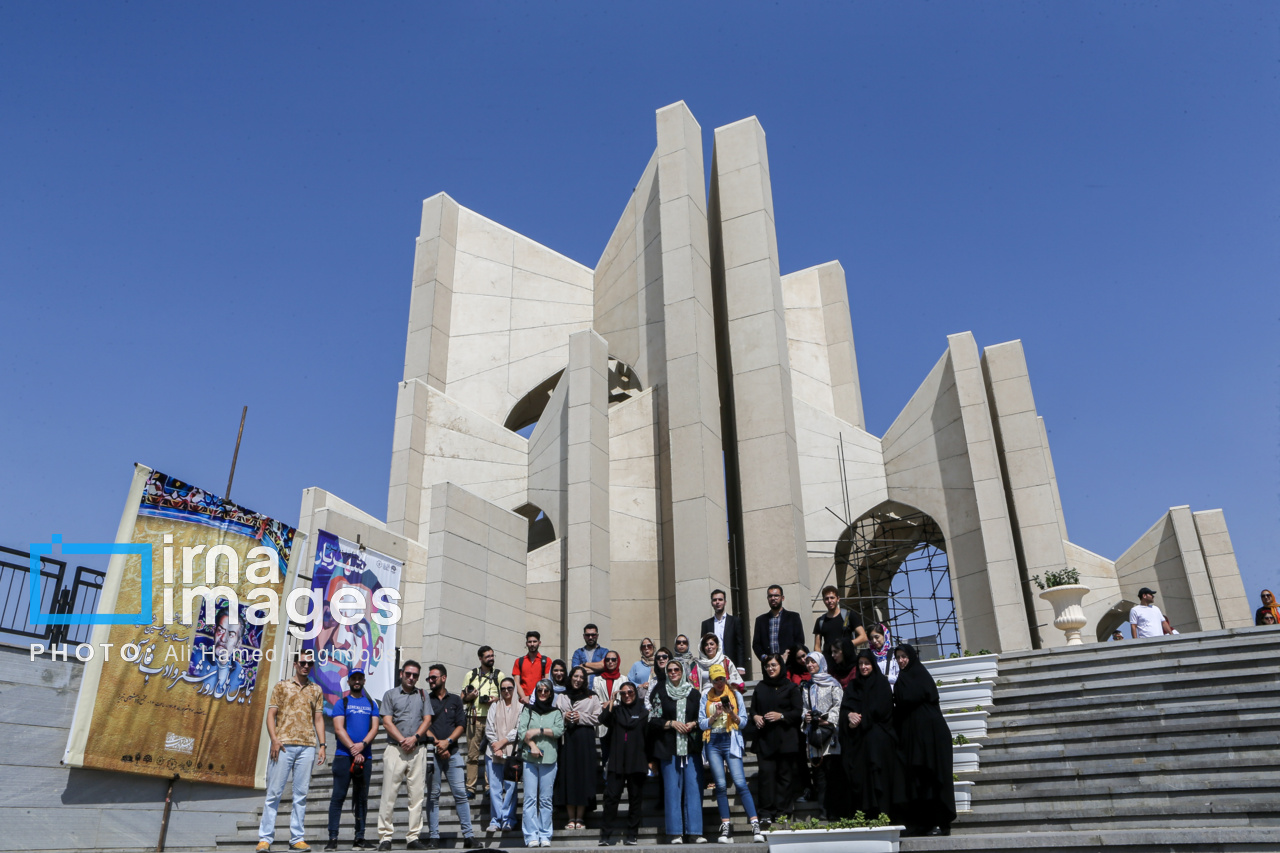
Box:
[304,529,400,715]
[63,465,303,788]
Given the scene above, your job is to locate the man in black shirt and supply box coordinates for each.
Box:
[812,585,867,657]
[424,665,478,848]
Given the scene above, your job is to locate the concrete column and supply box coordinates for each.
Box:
[654,102,733,632]
[423,483,529,680]
[404,193,458,390]
[564,329,612,642]
[709,116,810,634]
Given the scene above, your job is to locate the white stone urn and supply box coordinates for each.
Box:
[1038,583,1091,645]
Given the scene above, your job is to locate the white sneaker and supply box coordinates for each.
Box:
[751,821,765,843]
[670,837,683,845]
[693,837,708,844]
[717,822,732,844]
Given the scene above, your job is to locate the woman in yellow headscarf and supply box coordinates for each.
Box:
[698,664,765,843]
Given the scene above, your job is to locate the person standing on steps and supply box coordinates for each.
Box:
[812,586,867,658]
[325,668,380,851]
[891,644,954,838]
[751,585,805,666]
[749,653,802,827]
[483,677,522,833]
[650,659,706,844]
[518,679,566,848]
[424,665,479,849]
[257,650,326,853]
[1129,588,1173,639]
[572,623,610,689]
[460,645,505,799]
[377,661,433,852]
[598,681,649,846]
[701,589,746,673]
[514,630,552,705]
[698,664,765,844]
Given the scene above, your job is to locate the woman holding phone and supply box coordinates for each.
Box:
[698,664,765,843]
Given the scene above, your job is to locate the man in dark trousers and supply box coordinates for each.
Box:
[700,588,746,666]
[326,668,379,851]
[751,584,806,665]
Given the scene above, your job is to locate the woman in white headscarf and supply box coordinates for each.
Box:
[695,632,745,693]
[803,651,844,819]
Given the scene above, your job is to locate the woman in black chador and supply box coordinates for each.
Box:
[749,653,803,825]
[890,643,955,837]
[838,649,905,821]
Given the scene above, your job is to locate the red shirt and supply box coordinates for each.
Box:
[512,653,551,696]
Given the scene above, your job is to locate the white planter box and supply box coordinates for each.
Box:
[938,680,994,711]
[766,825,905,853]
[954,780,974,813]
[943,709,989,740]
[952,741,983,774]
[924,653,999,683]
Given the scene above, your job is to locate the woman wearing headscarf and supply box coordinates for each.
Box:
[672,634,698,689]
[890,643,955,837]
[868,624,900,686]
[649,659,705,843]
[517,679,566,847]
[698,663,765,843]
[550,659,570,694]
[627,638,657,697]
[1255,590,1280,626]
[785,645,811,686]
[593,650,629,771]
[695,633,745,693]
[598,680,649,846]
[749,653,802,826]
[828,639,858,690]
[645,647,673,710]
[483,676,522,832]
[839,649,904,822]
[556,666,602,830]
[802,652,843,819]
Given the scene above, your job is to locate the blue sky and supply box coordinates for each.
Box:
[1,3,1276,612]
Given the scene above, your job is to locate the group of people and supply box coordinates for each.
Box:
[253,584,957,851]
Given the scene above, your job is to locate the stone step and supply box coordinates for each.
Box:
[973,760,1280,794]
[217,834,765,851]
[977,730,1280,767]
[992,648,1280,694]
[992,626,1280,671]
[984,695,1280,740]
[991,664,1280,706]
[960,792,1280,825]
[900,825,1280,852]
[988,676,1280,718]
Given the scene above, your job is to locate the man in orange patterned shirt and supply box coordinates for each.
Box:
[257,649,326,853]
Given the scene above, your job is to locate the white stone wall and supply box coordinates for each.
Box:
[1192,509,1253,628]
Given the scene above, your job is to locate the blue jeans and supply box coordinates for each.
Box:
[259,745,315,844]
[660,755,703,838]
[522,761,558,845]
[428,750,473,838]
[486,754,517,828]
[705,734,758,821]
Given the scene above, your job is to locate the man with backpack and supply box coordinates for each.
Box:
[811,585,867,658]
[325,668,380,851]
[512,630,551,705]
[460,646,506,798]
[376,661,433,851]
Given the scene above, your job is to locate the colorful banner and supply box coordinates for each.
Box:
[304,530,400,714]
[63,465,303,788]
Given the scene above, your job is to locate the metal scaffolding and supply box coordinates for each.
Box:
[810,438,961,660]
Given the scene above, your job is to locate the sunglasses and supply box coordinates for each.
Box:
[501,685,514,690]
[297,660,314,668]
[403,671,420,679]
[655,654,670,661]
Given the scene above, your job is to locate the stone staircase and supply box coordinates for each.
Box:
[903,625,1280,853]
[214,733,795,850]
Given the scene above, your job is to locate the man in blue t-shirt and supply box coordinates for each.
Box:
[327,668,380,851]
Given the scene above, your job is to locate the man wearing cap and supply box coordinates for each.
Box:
[1129,588,1173,638]
[326,668,380,851]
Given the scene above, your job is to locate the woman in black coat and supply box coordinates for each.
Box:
[748,653,803,824]
[891,643,955,836]
[598,681,649,845]
[839,649,905,821]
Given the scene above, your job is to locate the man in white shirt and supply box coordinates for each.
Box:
[1129,587,1173,638]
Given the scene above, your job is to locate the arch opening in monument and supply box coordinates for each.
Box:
[513,502,556,552]
[503,358,644,437]
[834,501,959,660]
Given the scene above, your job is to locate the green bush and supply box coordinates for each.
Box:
[769,812,893,832]
[1031,567,1081,590]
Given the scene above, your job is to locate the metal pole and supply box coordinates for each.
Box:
[226,406,247,499]
[156,774,177,851]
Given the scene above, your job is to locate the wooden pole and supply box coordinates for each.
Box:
[226,406,248,499]
[156,774,178,851]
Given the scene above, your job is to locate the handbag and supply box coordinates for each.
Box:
[807,720,834,750]
[504,707,530,781]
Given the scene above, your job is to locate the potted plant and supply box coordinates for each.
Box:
[765,812,905,853]
[943,706,989,740]
[954,778,975,812]
[938,677,995,711]
[952,733,983,773]
[1033,567,1090,646]
[925,648,999,683]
